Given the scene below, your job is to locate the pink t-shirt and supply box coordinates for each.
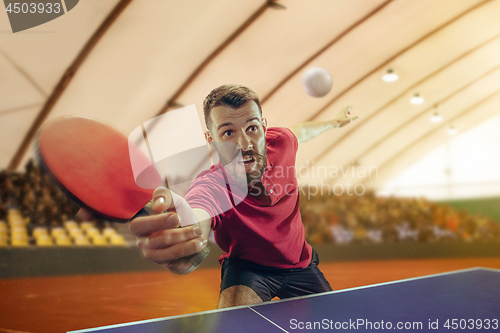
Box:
[184,127,312,269]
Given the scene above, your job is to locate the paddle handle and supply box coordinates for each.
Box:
[137,204,210,274]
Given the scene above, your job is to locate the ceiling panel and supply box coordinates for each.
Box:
[1,0,498,198]
[263,0,484,128]
[295,0,500,181]
[0,105,41,169]
[365,92,500,188]
[43,0,264,136]
[313,34,500,179]
[175,0,388,127]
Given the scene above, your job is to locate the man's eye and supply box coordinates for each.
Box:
[247,125,257,132]
[223,130,233,137]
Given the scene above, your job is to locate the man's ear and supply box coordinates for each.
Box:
[205,131,213,143]
[262,118,268,135]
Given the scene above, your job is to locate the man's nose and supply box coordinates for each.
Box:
[237,133,253,151]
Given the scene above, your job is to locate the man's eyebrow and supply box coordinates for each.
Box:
[217,122,233,131]
[217,117,260,131]
[246,117,260,123]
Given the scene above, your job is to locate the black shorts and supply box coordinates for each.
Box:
[220,249,332,302]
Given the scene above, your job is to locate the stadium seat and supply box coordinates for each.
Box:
[80,221,94,231]
[109,234,126,246]
[32,227,48,238]
[11,226,28,238]
[11,234,29,247]
[51,227,66,238]
[35,234,53,247]
[92,234,108,246]
[68,227,83,237]
[74,235,90,246]
[85,227,100,238]
[9,219,24,228]
[0,234,8,247]
[102,227,116,238]
[55,234,72,246]
[64,220,78,230]
[7,210,24,226]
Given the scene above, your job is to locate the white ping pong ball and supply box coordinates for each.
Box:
[302,67,333,98]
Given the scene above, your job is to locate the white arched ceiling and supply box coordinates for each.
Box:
[378,112,500,200]
[1,0,499,198]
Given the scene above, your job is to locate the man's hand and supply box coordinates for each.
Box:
[333,106,359,128]
[129,187,211,274]
[290,106,359,144]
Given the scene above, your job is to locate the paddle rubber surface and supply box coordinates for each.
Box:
[35,116,160,222]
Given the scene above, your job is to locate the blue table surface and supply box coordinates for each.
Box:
[69,268,500,333]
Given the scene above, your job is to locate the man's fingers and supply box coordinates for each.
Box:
[344,106,352,117]
[141,238,208,265]
[129,213,179,237]
[151,187,174,213]
[140,224,203,250]
[77,208,97,221]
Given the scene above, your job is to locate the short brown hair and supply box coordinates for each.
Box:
[203,84,262,129]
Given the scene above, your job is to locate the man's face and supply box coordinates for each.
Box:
[207,101,267,186]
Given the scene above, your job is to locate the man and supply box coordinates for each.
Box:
[128,84,358,308]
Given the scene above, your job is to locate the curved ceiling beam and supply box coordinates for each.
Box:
[8,0,134,171]
[157,1,273,115]
[353,59,500,166]
[260,0,392,104]
[361,87,500,187]
[305,0,491,123]
[325,61,500,187]
[315,31,500,165]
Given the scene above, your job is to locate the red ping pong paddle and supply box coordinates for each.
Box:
[33,115,208,272]
[34,115,161,222]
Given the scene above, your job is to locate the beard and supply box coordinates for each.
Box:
[214,143,267,187]
[242,148,267,186]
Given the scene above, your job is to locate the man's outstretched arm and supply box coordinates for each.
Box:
[290,106,358,144]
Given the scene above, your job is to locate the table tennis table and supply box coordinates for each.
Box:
[69,267,499,333]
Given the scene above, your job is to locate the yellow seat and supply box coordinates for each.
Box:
[64,220,78,230]
[80,221,95,231]
[86,227,100,238]
[51,227,66,238]
[92,234,108,246]
[109,234,126,246]
[32,227,48,238]
[102,227,116,238]
[11,234,29,247]
[74,235,90,246]
[68,227,83,238]
[9,219,25,228]
[0,234,8,247]
[0,223,7,234]
[11,227,28,239]
[55,234,72,246]
[35,234,53,247]
[7,209,22,221]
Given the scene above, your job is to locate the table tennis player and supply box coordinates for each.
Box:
[101,84,358,308]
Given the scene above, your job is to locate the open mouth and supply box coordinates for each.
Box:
[242,155,255,172]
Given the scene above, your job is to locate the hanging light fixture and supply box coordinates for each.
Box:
[430,107,442,123]
[382,69,398,82]
[410,93,424,105]
[447,125,458,135]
